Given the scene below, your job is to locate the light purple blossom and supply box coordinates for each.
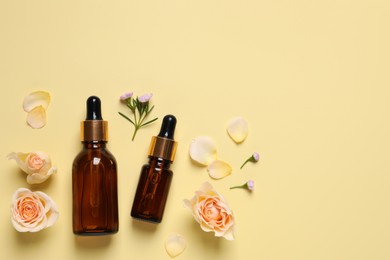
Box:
[246,180,255,191]
[253,152,260,162]
[120,92,133,101]
[138,93,153,103]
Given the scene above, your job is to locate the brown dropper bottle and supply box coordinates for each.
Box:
[72,96,119,235]
[131,115,178,223]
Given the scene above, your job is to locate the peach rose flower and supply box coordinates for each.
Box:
[184,182,235,240]
[8,152,57,184]
[11,188,59,232]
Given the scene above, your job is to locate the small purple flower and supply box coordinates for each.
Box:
[120,92,133,101]
[240,151,260,169]
[230,180,255,191]
[138,93,153,103]
[246,180,255,191]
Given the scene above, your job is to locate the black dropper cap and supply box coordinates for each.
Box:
[86,96,103,120]
[81,96,108,142]
[158,115,176,140]
[149,115,178,162]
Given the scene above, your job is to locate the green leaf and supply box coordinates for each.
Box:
[141,117,158,127]
[148,105,155,114]
[118,112,135,125]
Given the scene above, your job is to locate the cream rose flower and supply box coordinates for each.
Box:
[8,152,57,184]
[11,188,59,232]
[184,182,235,240]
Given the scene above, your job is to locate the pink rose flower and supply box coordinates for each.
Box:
[184,182,235,240]
[11,188,59,232]
[8,152,57,184]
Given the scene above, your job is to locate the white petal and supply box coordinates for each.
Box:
[35,191,59,228]
[27,166,56,184]
[7,152,30,173]
[26,106,47,129]
[226,117,248,143]
[165,233,186,258]
[207,159,232,179]
[189,136,218,166]
[27,172,48,184]
[23,91,51,112]
[12,188,31,201]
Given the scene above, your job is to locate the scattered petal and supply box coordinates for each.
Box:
[23,91,51,112]
[26,106,47,129]
[226,117,248,143]
[189,136,218,166]
[207,159,232,179]
[165,233,186,258]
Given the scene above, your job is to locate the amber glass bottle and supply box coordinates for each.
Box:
[72,96,119,235]
[131,115,178,223]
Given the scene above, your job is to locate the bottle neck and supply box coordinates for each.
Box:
[148,156,171,169]
[82,141,107,149]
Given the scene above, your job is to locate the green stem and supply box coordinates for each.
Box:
[230,184,246,190]
[132,125,139,141]
[240,158,251,169]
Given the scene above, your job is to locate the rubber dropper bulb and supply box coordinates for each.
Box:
[86,96,103,120]
[158,115,176,140]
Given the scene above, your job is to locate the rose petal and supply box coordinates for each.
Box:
[226,117,248,143]
[189,136,218,166]
[26,106,47,128]
[23,91,51,112]
[35,191,59,228]
[165,233,186,258]
[26,167,57,184]
[207,159,232,179]
[7,152,30,173]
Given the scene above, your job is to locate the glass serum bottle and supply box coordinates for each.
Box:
[131,115,178,223]
[72,96,119,235]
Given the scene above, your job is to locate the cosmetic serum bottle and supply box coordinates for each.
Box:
[131,115,178,223]
[72,96,119,235]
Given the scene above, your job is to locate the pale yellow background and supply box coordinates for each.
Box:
[1,0,389,259]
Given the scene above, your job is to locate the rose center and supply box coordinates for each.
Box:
[205,204,221,220]
[28,155,44,170]
[19,199,40,222]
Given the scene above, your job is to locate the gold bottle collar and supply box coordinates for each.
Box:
[81,120,108,142]
[148,136,177,162]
